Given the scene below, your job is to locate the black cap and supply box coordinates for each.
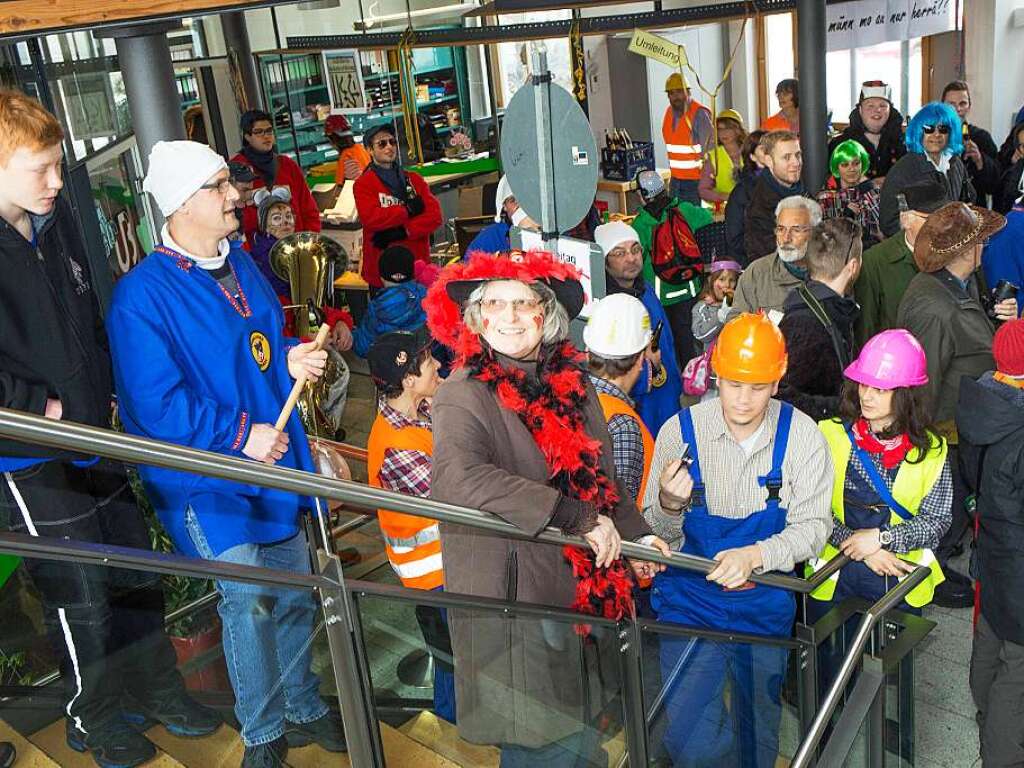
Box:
[902,179,949,214]
[367,328,431,388]
[363,122,397,148]
[228,161,255,183]
[379,245,414,283]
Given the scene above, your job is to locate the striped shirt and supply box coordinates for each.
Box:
[642,398,834,574]
[830,446,953,554]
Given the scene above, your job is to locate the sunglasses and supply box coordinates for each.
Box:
[374,138,397,148]
[921,124,951,135]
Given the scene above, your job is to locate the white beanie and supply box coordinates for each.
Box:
[143,141,228,217]
[595,220,640,257]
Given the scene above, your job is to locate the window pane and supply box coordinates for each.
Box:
[763,12,794,115]
[906,38,923,116]
[826,49,853,124]
[855,40,903,112]
[496,9,573,104]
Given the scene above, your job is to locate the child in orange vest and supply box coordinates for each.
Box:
[366,329,455,722]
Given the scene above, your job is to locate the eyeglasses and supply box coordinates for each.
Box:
[249,128,274,137]
[921,124,951,135]
[774,225,812,237]
[478,297,543,314]
[199,178,233,195]
[374,138,398,148]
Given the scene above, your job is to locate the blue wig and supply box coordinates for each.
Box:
[906,101,963,155]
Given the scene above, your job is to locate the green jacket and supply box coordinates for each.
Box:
[633,199,713,306]
[854,232,918,348]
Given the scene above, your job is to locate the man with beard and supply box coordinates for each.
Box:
[829,81,906,183]
[732,196,821,319]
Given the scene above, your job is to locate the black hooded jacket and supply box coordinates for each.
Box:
[829,105,907,181]
[0,197,113,460]
[957,373,1024,645]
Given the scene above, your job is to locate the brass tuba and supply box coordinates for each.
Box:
[270,233,349,438]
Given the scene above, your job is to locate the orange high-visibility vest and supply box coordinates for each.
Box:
[597,392,655,506]
[662,101,706,181]
[366,413,443,590]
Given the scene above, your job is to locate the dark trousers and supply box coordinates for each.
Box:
[665,298,697,372]
[971,614,1024,767]
[937,445,971,570]
[0,459,184,733]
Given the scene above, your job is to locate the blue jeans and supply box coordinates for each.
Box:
[670,178,701,205]
[185,509,328,746]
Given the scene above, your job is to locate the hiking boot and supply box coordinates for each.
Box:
[67,719,157,768]
[122,689,222,737]
[284,710,347,752]
[241,735,288,768]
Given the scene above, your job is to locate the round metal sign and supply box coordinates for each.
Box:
[500,78,598,234]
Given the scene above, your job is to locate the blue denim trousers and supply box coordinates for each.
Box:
[670,177,701,205]
[185,509,328,746]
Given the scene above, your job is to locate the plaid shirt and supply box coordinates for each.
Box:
[591,376,645,501]
[376,399,433,498]
[829,446,953,554]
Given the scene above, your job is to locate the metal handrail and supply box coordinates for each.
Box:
[789,565,931,768]
[0,407,848,593]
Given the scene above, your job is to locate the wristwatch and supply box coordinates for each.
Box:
[879,528,894,551]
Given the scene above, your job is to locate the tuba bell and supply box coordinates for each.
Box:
[270,233,350,438]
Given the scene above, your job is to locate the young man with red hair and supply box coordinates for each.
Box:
[0,91,220,768]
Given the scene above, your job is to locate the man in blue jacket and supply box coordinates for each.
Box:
[595,221,682,436]
[107,141,345,767]
[465,175,539,256]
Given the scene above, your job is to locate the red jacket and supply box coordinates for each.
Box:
[354,166,442,287]
[230,151,322,242]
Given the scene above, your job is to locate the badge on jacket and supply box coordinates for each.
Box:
[250,331,271,371]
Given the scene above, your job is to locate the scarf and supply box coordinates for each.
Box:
[241,144,279,188]
[469,341,635,634]
[851,418,911,469]
[370,162,408,200]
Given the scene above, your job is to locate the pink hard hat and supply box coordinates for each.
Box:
[844,329,929,390]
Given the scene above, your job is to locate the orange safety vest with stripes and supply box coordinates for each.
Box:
[662,101,706,181]
[597,392,655,506]
[366,414,443,590]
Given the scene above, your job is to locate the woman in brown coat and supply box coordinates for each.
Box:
[425,251,670,765]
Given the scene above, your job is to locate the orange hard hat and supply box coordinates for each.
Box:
[711,313,788,383]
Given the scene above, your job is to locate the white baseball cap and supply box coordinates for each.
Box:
[583,293,652,358]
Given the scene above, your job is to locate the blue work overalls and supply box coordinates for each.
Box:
[651,403,796,768]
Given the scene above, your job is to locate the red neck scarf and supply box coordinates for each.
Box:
[851,418,911,469]
[470,341,635,634]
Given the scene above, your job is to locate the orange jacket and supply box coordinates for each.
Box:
[335,144,371,182]
[597,392,654,506]
[366,413,443,590]
[662,101,707,181]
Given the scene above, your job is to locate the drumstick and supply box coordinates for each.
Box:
[275,324,331,431]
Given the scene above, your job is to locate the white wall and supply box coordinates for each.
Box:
[965,0,1024,139]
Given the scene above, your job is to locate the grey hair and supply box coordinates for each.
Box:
[775,195,823,226]
[462,280,570,346]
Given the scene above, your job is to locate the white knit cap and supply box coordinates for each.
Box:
[595,220,640,257]
[143,141,228,217]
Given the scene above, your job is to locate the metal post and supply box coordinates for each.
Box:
[795,622,818,739]
[221,11,263,111]
[618,621,650,766]
[864,654,885,768]
[530,45,557,250]
[318,552,385,766]
[796,0,827,193]
[97,22,186,234]
[482,43,501,157]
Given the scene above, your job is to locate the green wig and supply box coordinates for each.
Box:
[829,139,870,178]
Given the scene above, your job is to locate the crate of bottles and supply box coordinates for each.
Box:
[600,141,655,182]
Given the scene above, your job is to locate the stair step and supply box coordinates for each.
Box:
[144,722,243,768]
[381,721,461,767]
[399,712,499,767]
[28,719,186,767]
[0,718,60,767]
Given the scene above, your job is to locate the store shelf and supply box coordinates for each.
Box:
[362,63,455,82]
[418,94,459,108]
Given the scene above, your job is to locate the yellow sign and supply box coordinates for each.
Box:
[628,28,689,70]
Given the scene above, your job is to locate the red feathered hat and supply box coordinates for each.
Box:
[424,250,585,367]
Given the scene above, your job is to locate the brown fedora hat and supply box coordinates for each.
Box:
[913,202,1006,273]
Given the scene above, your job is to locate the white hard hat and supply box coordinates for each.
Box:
[583,294,652,358]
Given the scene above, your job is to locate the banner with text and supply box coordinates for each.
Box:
[826,0,955,51]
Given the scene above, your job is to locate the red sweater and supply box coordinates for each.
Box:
[230,151,322,242]
[354,166,442,287]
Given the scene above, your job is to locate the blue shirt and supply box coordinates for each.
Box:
[625,281,683,436]
[982,208,1024,317]
[106,240,315,557]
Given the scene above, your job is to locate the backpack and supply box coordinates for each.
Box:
[682,342,714,397]
[651,207,703,285]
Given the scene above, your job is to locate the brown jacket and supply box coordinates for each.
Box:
[431,359,652,748]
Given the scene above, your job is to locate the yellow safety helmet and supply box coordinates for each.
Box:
[665,72,689,92]
[716,108,745,127]
[711,313,788,384]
